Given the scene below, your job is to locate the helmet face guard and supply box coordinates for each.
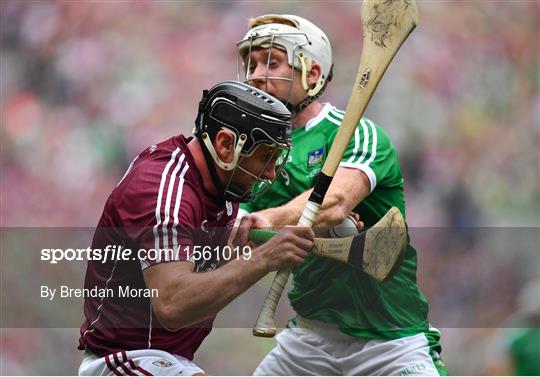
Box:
[194,80,292,202]
[236,32,308,108]
[236,15,333,113]
[224,146,290,202]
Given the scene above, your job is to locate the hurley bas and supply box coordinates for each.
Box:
[40,285,159,301]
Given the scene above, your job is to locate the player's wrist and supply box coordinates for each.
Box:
[258,208,280,227]
[247,246,272,274]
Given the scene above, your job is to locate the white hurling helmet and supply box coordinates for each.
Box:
[237,14,333,111]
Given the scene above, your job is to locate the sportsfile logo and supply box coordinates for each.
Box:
[40,244,252,264]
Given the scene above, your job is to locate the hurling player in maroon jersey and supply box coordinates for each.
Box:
[78,81,314,376]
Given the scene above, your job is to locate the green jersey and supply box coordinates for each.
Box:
[508,328,540,375]
[241,103,429,339]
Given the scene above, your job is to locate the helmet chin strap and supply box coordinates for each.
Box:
[198,132,247,199]
[279,91,321,116]
[198,135,226,198]
[201,132,246,171]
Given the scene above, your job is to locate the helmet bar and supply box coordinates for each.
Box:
[224,147,290,202]
[237,31,311,73]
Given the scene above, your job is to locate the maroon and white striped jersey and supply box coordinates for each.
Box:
[78,135,238,360]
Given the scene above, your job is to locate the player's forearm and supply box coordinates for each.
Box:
[259,168,370,229]
[257,188,350,228]
[156,254,269,329]
[258,189,312,227]
[313,187,357,227]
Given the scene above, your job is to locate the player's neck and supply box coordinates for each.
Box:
[187,138,220,196]
[293,101,323,129]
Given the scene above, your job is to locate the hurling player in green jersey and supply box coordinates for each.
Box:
[234,14,448,375]
[504,279,540,376]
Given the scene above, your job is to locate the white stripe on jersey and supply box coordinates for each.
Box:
[363,118,378,166]
[323,107,379,190]
[326,107,344,126]
[328,107,344,120]
[339,118,378,191]
[172,163,190,252]
[147,303,153,349]
[328,107,365,166]
[306,103,333,130]
[351,118,371,165]
[82,258,119,343]
[361,119,372,164]
[162,154,186,252]
[153,148,180,251]
[325,114,341,126]
[326,108,374,167]
[347,127,361,163]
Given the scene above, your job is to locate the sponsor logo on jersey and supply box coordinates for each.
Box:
[307,147,325,168]
[152,359,173,368]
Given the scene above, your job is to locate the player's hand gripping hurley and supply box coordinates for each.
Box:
[252,0,419,337]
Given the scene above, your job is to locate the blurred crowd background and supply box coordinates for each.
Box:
[1,0,538,375]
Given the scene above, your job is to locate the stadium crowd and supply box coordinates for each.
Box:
[1,1,538,375]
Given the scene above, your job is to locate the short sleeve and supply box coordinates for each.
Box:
[338,118,402,192]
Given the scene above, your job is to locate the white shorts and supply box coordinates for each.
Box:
[78,348,204,376]
[254,316,446,376]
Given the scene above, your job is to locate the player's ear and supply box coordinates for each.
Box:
[308,62,322,88]
[214,129,235,163]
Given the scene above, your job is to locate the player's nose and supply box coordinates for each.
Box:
[262,162,277,181]
[248,63,268,88]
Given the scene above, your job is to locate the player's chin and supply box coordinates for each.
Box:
[236,182,255,196]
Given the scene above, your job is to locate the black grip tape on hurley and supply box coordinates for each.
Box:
[348,231,366,270]
[308,173,333,205]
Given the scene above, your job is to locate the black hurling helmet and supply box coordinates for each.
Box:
[194,80,292,202]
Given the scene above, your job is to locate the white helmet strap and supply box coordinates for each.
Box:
[298,52,324,97]
[201,132,247,171]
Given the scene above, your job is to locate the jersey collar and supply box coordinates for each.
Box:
[305,103,333,131]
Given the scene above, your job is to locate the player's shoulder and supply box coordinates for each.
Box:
[121,136,197,184]
[358,116,393,146]
[310,103,383,131]
[313,103,392,145]
[305,103,344,132]
[112,136,202,210]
